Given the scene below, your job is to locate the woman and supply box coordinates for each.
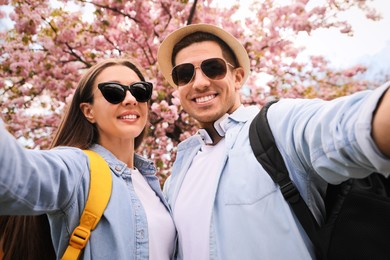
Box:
[0,58,176,259]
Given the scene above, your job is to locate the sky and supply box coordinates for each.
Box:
[296,0,390,80]
[217,0,390,81]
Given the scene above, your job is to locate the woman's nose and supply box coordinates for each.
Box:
[122,90,137,106]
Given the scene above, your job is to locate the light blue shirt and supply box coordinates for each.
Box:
[0,128,174,259]
[164,82,390,260]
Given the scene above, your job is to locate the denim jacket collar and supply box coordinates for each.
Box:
[89,144,156,177]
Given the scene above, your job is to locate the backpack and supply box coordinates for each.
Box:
[0,150,112,260]
[249,101,390,260]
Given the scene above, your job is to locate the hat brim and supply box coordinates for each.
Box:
[157,24,250,88]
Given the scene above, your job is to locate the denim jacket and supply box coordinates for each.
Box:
[0,126,174,260]
[164,82,390,260]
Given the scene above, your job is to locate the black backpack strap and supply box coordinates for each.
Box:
[249,101,321,255]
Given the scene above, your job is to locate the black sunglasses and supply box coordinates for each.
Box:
[171,57,235,86]
[97,81,153,104]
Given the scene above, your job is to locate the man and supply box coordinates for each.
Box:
[157,24,390,259]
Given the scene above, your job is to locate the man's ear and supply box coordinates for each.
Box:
[80,102,96,123]
[233,67,245,90]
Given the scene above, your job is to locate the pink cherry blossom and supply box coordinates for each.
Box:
[0,0,384,180]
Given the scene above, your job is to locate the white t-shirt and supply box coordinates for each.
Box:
[173,139,226,260]
[132,168,176,260]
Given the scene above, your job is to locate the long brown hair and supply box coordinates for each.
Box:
[51,57,149,149]
[0,58,150,259]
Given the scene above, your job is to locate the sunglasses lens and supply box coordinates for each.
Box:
[171,58,229,86]
[172,63,195,86]
[130,83,152,102]
[100,83,125,104]
[201,58,227,80]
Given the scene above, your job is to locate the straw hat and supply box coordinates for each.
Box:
[157,24,250,87]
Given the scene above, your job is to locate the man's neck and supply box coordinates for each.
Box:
[200,113,230,145]
[203,127,224,145]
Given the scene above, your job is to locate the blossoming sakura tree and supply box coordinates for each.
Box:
[0,0,385,183]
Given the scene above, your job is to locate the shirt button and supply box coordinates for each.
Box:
[115,166,121,171]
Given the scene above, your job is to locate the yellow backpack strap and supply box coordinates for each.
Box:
[61,150,112,260]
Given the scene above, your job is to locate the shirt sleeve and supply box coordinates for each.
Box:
[267,82,390,184]
[0,122,89,215]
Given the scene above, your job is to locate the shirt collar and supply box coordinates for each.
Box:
[89,144,156,176]
[197,105,258,144]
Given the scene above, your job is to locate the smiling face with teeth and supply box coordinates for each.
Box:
[175,41,245,130]
[80,65,149,149]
